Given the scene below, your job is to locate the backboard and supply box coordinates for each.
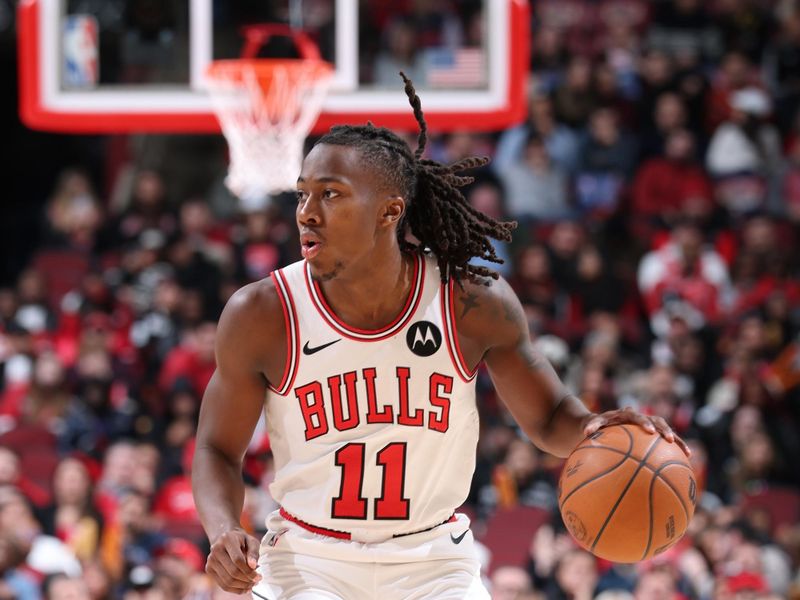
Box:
[18,0,529,134]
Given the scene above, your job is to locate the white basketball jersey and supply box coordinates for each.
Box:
[264,253,478,543]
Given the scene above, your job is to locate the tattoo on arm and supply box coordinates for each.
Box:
[460,292,480,318]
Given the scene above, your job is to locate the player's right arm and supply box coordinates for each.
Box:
[192,279,287,593]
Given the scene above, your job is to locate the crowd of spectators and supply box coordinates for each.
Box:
[1,0,800,598]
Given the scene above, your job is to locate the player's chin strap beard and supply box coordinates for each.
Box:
[310,260,345,282]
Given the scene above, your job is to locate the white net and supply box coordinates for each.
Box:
[205,59,333,202]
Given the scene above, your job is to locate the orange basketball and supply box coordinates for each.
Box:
[558,424,697,563]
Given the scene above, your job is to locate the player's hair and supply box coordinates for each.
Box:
[314,74,516,283]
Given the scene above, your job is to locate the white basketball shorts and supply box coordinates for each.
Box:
[251,510,489,600]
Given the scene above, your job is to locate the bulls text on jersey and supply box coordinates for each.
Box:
[295,367,453,440]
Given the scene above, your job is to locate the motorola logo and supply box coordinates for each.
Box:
[406,321,442,357]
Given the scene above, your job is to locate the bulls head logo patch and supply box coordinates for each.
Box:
[406,321,442,357]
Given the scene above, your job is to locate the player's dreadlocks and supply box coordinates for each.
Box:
[313,73,516,284]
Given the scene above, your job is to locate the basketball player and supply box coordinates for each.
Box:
[192,76,689,598]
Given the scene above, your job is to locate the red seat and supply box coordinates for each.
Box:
[740,487,800,536]
[20,448,61,494]
[0,423,57,453]
[478,505,549,573]
[32,249,89,307]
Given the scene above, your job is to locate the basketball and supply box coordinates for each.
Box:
[558,424,697,563]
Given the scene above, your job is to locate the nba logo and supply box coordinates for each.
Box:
[63,15,99,88]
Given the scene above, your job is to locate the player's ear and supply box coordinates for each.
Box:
[381,195,406,226]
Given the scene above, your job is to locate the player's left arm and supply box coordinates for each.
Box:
[454,277,690,458]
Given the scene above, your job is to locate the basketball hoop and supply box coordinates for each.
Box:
[205,25,333,202]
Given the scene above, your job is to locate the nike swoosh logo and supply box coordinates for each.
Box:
[450,530,468,544]
[302,339,341,355]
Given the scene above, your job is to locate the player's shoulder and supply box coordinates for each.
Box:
[217,275,285,344]
[451,274,526,349]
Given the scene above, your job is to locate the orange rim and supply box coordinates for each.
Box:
[206,58,334,84]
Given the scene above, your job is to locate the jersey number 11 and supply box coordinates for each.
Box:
[332,442,410,520]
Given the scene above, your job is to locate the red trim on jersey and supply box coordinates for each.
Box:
[441,280,477,382]
[448,279,478,379]
[279,507,457,540]
[304,253,424,341]
[268,270,300,395]
[279,507,352,540]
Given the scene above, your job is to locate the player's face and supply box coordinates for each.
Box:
[296,144,391,281]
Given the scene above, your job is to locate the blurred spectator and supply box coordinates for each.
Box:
[602,22,641,99]
[768,8,800,130]
[231,206,289,284]
[705,51,764,133]
[152,438,198,523]
[491,565,535,600]
[405,0,464,49]
[638,218,731,334]
[553,56,596,129]
[177,197,232,271]
[639,92,690,160]
[373,17,426,86]
[157,321,216,399]
[781,137,800,223]
[105,170,177,251]
[647,0,721,64]
[706,87,783,215]
[531,27,570,93]
[545,220,586,293]
[575,107,638,218]
[24,351,70,430]
[98,488,162,582]
[632,567,679,600]
[0,532,40,600]
[15,270,56,336]
[631,129,714,233]
[527,516,577,593]
[59,348,136,458]
[94,441,139,524]
[636,50,677,134]
[165,233,223,320]
[38,456,103,563]
[0,486,81,578]
[488,438,557,513]
[498,135,572,222]
[510,244,567,336]
[495,94,582,176]
[0,446,49,508]
[593,61,637,128]
[465,182,513,278]
[595,592,634,600]
[152,538,206,598]
[716,0,775,64]
[572,244,627,319]
[41,169,104,254]
[82,559,113,600]
[42,573,91,600]
[543,549,598,600]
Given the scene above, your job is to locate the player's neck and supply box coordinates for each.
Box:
[319,246,413,330]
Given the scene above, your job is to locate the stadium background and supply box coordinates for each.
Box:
[1,0,800,598]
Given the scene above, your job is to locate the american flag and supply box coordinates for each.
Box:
[425,47,486,88]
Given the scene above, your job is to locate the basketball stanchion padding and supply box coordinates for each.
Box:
[206,25,333,201]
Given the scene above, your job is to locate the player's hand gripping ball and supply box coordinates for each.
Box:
[558,424,696,563]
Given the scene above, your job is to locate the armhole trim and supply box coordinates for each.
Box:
[441,279,478,382]
[268,270,300,395]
